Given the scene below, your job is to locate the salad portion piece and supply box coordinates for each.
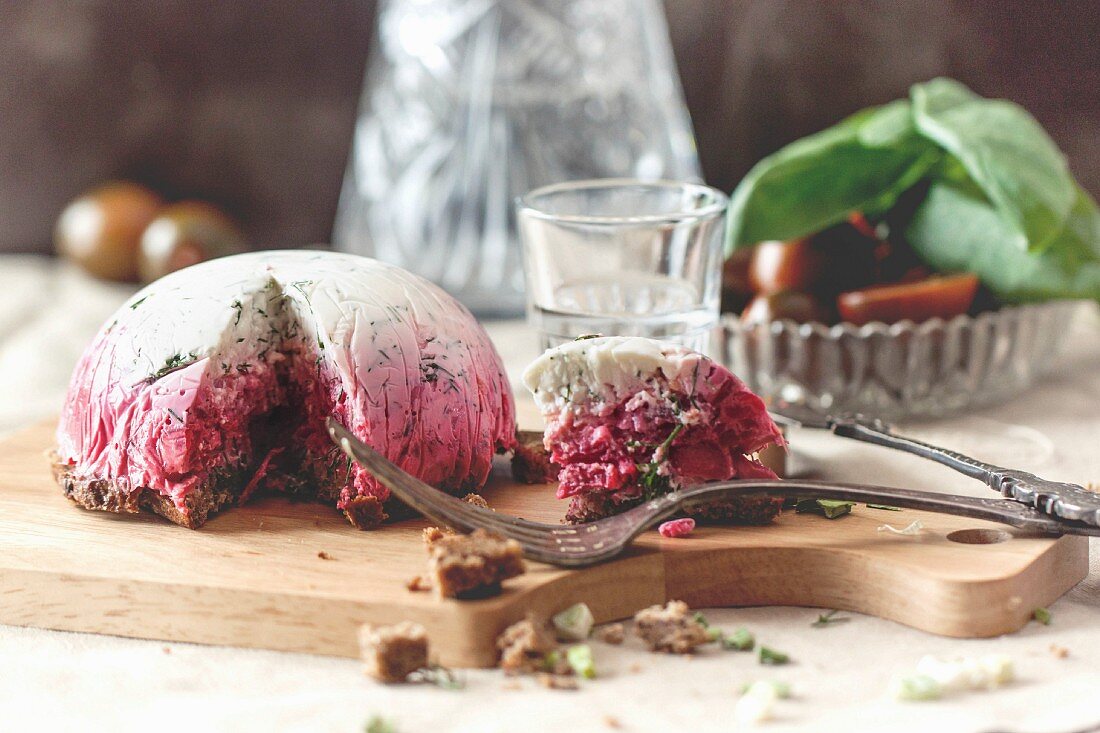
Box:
[522,336,784,523]
[723,78,1100,326]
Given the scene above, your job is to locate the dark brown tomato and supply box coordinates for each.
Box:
[721,246,756,312]
[138,201,246,283]
[54,182,163,282]
[748,238,823,294]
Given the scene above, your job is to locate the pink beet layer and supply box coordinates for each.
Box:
[542,353,784,523]
[55,252,516,528]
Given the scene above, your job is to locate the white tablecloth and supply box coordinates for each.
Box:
[2,255,1099,733]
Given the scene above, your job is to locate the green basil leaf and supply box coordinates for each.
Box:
[905,179,1100,302]
[726,101,941,252]
[911,78,1076,252]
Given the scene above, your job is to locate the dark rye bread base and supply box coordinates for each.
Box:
[50,452,232,529]
[50,451,409,530]
[563,492,784,525]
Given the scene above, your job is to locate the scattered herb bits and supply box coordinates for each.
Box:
[758,646,790,666]
[890,674,942,702]
[812,610,849,627]
[692,611,722,642]
[1033,607,1052,625]
[795,497,854,519]
[552,602,595,641]
[722,627,756,652]
[365,715,399,733]
[566,644,597,679]
[735,679,786,724]
[740,680,792,699]
[867,504,902,511]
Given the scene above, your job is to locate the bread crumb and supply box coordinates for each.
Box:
[595,623,625,645]
[359,622,429,683]
[1050,643,1070,659]
[161,646,171,655]
[628,663,644,674]
[423,526,453,546]
[463,493,491,510]
[405,574,431,592]
[537,673,579,690]
[604,715,623,729]
[497,615,558,673]
[317,550,333,560]
[501,680,523,691]
[633,600,713,654]
[427,529,525,598]
[511,430,559,484]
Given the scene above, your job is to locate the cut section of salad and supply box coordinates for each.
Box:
[523,336,785,523]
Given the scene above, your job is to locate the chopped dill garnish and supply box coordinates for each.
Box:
[128,295,150,310]
[635,423,685,500]
[758,646,790,665]
[147,351,198,382]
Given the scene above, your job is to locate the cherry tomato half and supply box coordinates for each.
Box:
[837,273,980,326]
[138,201,245,283]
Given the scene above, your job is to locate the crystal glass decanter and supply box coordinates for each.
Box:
[334,0,701,315]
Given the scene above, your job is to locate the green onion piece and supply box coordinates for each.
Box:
[867,504,902,511]
[541,650,562,672]
[365,716,399,733]
[741,680,792,699]
[890,674,942,701]
[692,611,722,641]
[758,646,790,665]
[795,498,854,519]
[817,499,855,519]
[566,644,597,679]
[1033,607,1053,625]
[812,610,850,627]
[722,627,756,651]
[552,602,595,641]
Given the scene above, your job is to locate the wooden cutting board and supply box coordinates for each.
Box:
[0,420,1088,667]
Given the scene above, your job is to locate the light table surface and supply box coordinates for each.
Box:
[1,255,1099,732]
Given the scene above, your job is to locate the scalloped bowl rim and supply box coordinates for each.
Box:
[721,299,1085,340]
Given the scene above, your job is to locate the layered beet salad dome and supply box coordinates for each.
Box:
[54,251,516,529]
[523,336,784,523]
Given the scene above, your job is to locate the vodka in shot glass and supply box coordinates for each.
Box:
[517,179,727,353]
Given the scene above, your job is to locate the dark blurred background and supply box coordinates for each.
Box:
[1,0,1098,254]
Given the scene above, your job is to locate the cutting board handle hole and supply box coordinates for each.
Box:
[946,528,1011,545]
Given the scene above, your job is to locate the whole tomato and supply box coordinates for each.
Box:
[138,201,246,283]
[55,182,163,282]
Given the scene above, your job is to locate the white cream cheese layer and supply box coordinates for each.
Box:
[522,336,707,413]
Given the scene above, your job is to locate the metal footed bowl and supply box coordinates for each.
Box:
[718,300,1084,420]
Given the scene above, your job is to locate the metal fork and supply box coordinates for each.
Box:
[772,405,1100,526]
[326,419,1100,568]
